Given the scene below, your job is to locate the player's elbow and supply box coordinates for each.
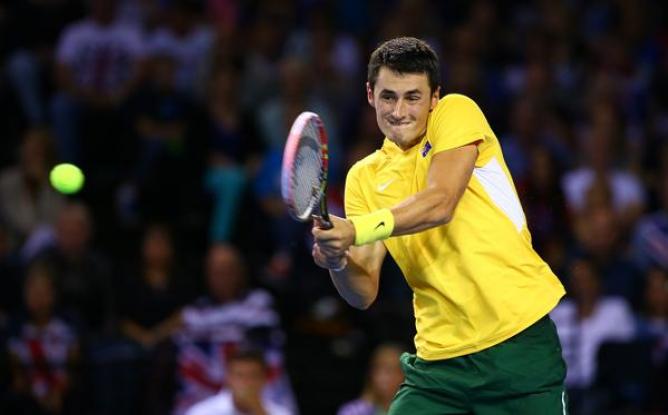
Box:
[344,290,377,310]
[422,188,455,226]
[430,200,454,226]
[348,296,376,310]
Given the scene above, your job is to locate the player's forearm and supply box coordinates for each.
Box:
[329,259,379,310]
[391,186,456,235]
[349,144,475,241]
[348,186,462,247]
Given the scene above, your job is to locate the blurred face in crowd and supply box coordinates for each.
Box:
[206,244,245,302]
[228,357,268,399]
[529,147,554,192]
[25,267,56,322]
[209,66,239,105]
[583,178,613,212]
[21,130,51,183]
[367,67,439,150]
[569,259,600,304]
[280,57,310,101]
[56,204,92,258]
[645,269,668,317]
[577,206,618,257]
[151,56,177,90]
[368,345,404,403]
[510,97,538,140]
[143,225,173,269]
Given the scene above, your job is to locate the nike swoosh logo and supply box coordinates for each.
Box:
[376,179,394,192]
[374,221,385,230]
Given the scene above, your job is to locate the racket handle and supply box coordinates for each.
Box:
[312,214,333,230]
[316,187,333,229]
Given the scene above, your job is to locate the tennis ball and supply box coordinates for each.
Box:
[49,163,85,194]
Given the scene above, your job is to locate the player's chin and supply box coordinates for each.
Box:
[388,130,418,145]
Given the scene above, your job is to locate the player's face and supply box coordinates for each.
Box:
[368,67,440,150]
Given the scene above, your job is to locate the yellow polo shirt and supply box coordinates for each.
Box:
[345,94,565,360]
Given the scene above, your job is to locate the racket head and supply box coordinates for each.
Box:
[281,111,330,223]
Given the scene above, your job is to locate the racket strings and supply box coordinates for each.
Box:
[292,129,323,217]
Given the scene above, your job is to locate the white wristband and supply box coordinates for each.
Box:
[329,258,347,272]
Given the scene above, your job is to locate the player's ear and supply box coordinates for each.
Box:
[366,82,375,108]
[430,86,440,111]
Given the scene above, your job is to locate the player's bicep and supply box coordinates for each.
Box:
[427,143,478,210]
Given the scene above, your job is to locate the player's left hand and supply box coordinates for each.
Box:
[312,215,356,257]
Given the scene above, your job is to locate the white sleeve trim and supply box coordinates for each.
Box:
[473,157,526,232]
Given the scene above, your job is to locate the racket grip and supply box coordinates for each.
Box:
[312,215,333,230]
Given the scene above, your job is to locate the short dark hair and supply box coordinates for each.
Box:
[367,37,440,93]
[228,348,268,372]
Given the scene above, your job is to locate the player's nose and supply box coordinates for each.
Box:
[392,99,407,119]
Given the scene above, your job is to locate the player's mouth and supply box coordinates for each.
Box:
[386,119,412,127]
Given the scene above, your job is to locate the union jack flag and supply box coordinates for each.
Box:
[172,289,296,414]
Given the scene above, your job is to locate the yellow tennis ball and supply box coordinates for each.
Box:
[49,163,85,194]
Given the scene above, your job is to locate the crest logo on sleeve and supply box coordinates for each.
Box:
[421,141,432,157]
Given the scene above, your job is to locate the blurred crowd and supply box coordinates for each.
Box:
[0,0,667,414]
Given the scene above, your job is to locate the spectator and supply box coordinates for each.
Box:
[145,0,214,99]
[238,6,291,111]
[562,111,646,229]
[285,7,362,112]
[5,262,80,415]
[50,0,145,165]
[570,200,642,305]
[519,146,569,259]
[186,349,292,415]
[632,167,668,271]
[0,223,21,320]
[551,258,635,414]
[123,49,200,226]
[255,56,339,155]
[636,268,668,340]
[117,223,190,414]
[253,56,341,277]
[119,223,188,350]
[173,244,294,414]
[499,96,561,187]
[3,0,83,125]
[36,202,114,337]
[203,64,263,243]
[636,268,668,413]
[0,129,65,247]
[32,204,117,415]
[337,344,404,415]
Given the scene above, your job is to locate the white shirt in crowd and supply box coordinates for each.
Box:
[550,297,636,388]
[56,18,145,92]
[146,26,214,95]
[185,390,292,415]
[562,168,645,213]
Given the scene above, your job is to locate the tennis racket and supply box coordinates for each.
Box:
[281,111,332,229]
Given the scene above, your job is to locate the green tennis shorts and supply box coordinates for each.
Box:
[389,315,568,415]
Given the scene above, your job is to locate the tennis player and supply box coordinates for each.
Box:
[312,37,568,414]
